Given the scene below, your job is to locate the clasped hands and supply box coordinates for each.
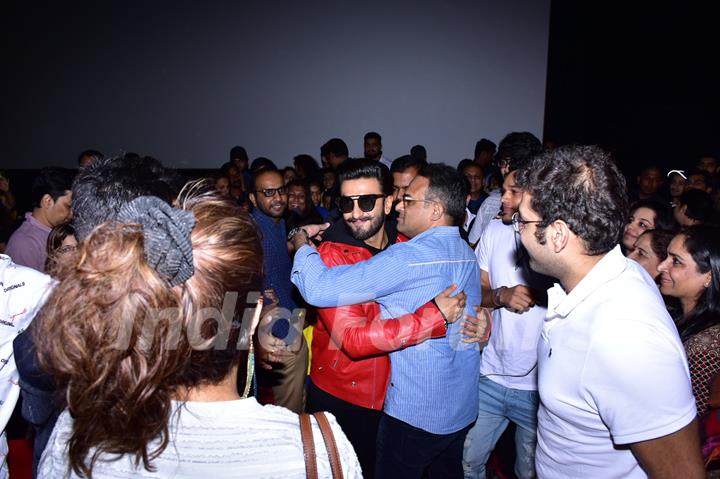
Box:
[434,284,491,343]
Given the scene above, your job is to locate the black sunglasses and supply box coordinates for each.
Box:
[337,194,385,213]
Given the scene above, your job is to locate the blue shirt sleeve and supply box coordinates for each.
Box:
[291,243,410,307]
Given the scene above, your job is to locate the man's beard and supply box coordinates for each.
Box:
[347,209,385,241]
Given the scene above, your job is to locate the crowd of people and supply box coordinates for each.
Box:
[0,130,719,479]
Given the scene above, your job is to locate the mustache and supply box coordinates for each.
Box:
[269,201,285,208]
[348,216,374,223]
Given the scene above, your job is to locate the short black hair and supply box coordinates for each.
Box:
[364,131,382,143]
[679,189,714,223]
[31,167,74,207]
[410,145,427,162]
[77,149,104,165]
[230,145,249,162]
[293,154,321,178]
[249,157,277,174]
[390,154,426,174]
[251,168,283,191]
[320,138,349,158]
[337,158,393,196]
[497,132,543,172]
[72,155,177,240]
[474,138,496,157]
[417,163,468,226]
[516,145,628,256]
[457,159,475,173]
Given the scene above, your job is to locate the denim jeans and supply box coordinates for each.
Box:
[463,376,539,479]
[376,413,471,479]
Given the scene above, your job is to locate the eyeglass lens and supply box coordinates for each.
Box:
[259,187,287,197]
[338,195,382,213]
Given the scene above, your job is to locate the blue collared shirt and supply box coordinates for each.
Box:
[292,226,481,434]
[251,209,298,311]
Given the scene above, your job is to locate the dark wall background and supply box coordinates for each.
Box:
[544,2,720,179]
[1,0,550,170]
[3,2,717,186]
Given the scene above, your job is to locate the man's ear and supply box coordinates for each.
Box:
[383,195,393,215]
[548,219,571,253]
[40,193,54,209]
[249,192,257,208]
[430,202,445,221]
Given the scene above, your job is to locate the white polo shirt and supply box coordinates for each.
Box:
[535,246,696,479]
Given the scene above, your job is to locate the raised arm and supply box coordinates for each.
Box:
[291,244,410,307]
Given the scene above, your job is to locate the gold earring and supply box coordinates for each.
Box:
[241,299,263,399]
[241,341,254,399]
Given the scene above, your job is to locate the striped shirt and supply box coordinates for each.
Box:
[292,226,481,434]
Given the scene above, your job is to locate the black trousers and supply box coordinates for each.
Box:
[306,380,382,479]
[375,412,471,479]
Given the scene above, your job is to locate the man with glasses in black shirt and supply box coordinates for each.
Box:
[249,168,308,413]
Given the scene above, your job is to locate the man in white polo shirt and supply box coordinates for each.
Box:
[514,145,704,478]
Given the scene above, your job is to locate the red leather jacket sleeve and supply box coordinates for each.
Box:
[317,243,447,360]
[318,301,447,360]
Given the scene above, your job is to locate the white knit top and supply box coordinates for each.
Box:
[38,398,361,478]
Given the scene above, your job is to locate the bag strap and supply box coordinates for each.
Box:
[299,413,318,479]
[314,411,344,479]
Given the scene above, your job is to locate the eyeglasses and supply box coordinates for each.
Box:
[255,187,288,197]
[337,194,385,213]
[511,212,543,233]
[401,195,437,207]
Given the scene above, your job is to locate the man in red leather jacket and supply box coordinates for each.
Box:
[306,158,486,478]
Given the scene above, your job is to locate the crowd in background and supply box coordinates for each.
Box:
[0,131,719,478]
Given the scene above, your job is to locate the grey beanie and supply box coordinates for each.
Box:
[117,196,196,286]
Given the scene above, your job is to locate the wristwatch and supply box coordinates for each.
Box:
[287,226,309,243]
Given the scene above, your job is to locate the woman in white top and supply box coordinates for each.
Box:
[34,188,360,478]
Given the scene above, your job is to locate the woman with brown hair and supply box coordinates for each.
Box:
[44,222,77,276]
[35,190,360,478]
